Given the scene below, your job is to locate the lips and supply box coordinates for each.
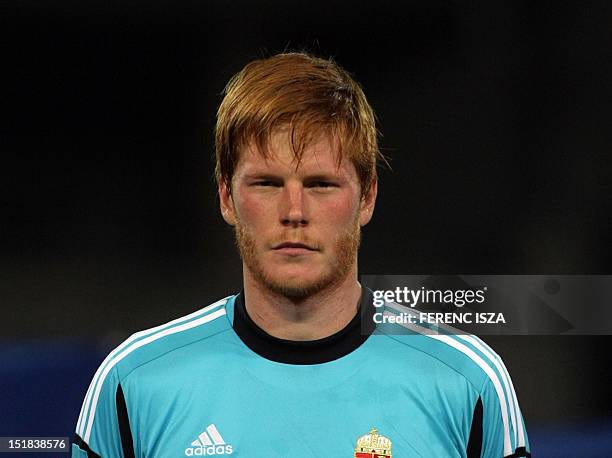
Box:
[273,242,317,251]
[272,241,320,257]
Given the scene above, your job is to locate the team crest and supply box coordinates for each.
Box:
[354,427,392,458]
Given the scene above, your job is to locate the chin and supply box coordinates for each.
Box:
[260,268,335,299]
[271,271,324,289]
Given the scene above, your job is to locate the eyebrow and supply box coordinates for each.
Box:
[243,172,342,181]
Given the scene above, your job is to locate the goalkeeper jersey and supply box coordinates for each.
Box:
[73,288,530,457]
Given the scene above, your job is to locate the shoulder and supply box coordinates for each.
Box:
[376,302,529,456]
[86,295,234,390]
[111,295,235,378]
[376,302,512,394]
[75,295,236,447]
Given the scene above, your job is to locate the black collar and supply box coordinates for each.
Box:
[232,287,375,364]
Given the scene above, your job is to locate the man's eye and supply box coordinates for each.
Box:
[308,181,336,188]
[254,181,280,187]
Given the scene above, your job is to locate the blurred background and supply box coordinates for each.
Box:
[2,0,612,456]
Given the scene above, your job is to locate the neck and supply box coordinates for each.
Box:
[242,267,362,340]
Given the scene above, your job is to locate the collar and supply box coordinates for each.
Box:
[232,287,375,364]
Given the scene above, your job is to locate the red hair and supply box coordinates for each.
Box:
[215,52,382,196]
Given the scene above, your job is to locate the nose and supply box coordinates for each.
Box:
[280,181,308,227]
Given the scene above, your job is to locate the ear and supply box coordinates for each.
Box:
[219,180,237,226]
[359,178,378,227]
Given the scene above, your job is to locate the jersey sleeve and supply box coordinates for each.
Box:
[480,370,531,458]
[73,364,126,457]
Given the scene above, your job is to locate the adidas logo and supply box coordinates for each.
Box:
[184,424,233,456]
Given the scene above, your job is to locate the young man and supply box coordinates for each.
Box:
[73,53,530,457]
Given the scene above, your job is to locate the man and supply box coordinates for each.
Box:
[73,52,530,457]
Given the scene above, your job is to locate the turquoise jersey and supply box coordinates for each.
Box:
[73,289,530,457]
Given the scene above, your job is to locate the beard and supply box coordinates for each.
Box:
[234,219,361,300]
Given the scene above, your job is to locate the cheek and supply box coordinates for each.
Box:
[235,193,273,225]
[319,195,360,224]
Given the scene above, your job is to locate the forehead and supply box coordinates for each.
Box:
[235,129,356,178]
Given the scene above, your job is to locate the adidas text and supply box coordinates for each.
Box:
[185,445,233,456]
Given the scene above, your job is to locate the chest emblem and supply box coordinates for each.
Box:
[354,427,392,458]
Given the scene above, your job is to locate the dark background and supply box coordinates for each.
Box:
[2,1,612,455]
